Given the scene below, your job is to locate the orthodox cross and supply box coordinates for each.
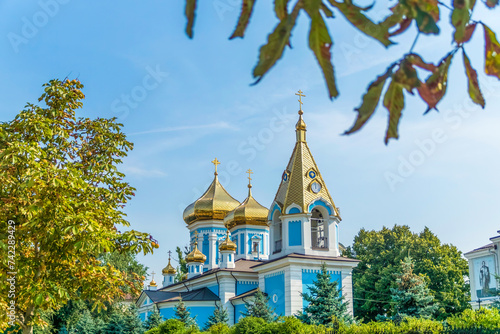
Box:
[193,230,199,246]
[295,89,306,114]
[167,250,172,260]
[211,158,220,175]
[151,271,156,281]
[246,169,253,185]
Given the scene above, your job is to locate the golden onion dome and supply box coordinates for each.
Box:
[219,230,237,252]
[183,159,240,225]
[224,172,269,230]
[162,256,176,275]
[296,114,307,131]
[149,279,157,287]
[186,241,206,263]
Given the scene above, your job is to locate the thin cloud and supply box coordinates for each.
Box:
[128,122,234,136]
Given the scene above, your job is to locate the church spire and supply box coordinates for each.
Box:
[246,168,253,197]
[295,90,307,142]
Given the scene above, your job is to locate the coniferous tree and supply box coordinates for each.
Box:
[298,263,352,326]
[242,288,275,322]
[174,298,196,326]
[204,304,229,329]
[390,256,439,318]
[70,310,101,334]
[144,308,164,330]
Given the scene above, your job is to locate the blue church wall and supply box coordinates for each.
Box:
[270,204,281,220]
[236,281,259,295]
[301,269,341,309]
[247,233,264,255]
[308,200,332,215]
[157,305,215,327]
[234,303,246,323]
[288,207,301,214]
[288,220,302,246]
[139,311,147,321]
[203,234,209,264]
[265,271,285,316]
[240,234,244,254]
[158,307,176,321]
[207,284,219,297]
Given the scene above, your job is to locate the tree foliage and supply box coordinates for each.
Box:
[175,245,189,282]
[242,289,275,323]
[144,308,164,330]
[390,256,439,319]
[183,0,500,144]
[298,263,352,326]
[204,304,229,330]
[174,298,196,327]
[344,225,469,321]
[0,79,158,333]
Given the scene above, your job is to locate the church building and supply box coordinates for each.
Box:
[136,92,359,326]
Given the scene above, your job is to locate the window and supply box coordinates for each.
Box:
[311,208,328,249]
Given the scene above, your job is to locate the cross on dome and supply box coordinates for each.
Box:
[295,89,306,115]
[211,158,221,175]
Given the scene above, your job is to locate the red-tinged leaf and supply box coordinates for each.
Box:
[407,53,437,72]
[393,60,421,93]
[306,10,338,99]
[484,24,500,79]
[486,0,499,8]
[383,80,405,144]
[185,0,197,38]
[463,50,485,107]
[230,0,257,39]
[415,7,440,34]
[345,71,391,135]
[451,0,476,44]
[252,5,300,83]
[381,3,408,30]
[328,0,394,47]
[274,0,289,20]
[389,17,412,37]
[417,53,453,111]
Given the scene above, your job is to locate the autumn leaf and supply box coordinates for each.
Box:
[253,3,300,83]
[417,53,453,112]
[451,0,476,44]
[345,70,391,135]
[329,0,394,47]
[274,0,289,20]
[383,80,405,144]
[463,50,485,107]
[230,0,257,39]
[486,0,499,8]
[185,0,197,38]
[306,5,338,99]
[483,24,500,79]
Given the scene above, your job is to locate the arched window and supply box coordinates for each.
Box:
[311,208,328,249]
[272,210,282,254]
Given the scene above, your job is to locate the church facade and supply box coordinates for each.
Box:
[136,93,359,326]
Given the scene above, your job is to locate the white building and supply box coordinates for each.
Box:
[464,231,500,309]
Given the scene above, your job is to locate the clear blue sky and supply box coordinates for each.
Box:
[1,1,499,281]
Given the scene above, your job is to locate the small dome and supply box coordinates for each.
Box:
[149,279,157,287]
[186,242,206,263]
[225,186,269,230]
[219,230,237,252]
[162,258,176,275]
[296,114,307,131]
[183,174,240,225]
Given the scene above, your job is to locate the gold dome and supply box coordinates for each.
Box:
[186,241,206,263]
[183,159,240,225]
[219,230,237,252]
[296,114,307,131]
[224,171,269,230]
[149,279,157,287]
[162,256,176,275]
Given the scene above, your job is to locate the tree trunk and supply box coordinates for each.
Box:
[22,326,33,334]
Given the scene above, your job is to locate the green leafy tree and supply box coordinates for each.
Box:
[204,304,229,330]
[174,298,196,327]
[144,319,184,334]
[144,308,164,330]
[0,79,158,334]
[242,288,275,322]
[183,0,500,144]
[174,245,189,282]
[345,225,469,321]
[390,256,439,319]
[298,263,351,326]
[70,309,102,334]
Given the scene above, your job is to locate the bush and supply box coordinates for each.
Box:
[145,319,185,334]
[232,317,268,334]
[445,308,500,330]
